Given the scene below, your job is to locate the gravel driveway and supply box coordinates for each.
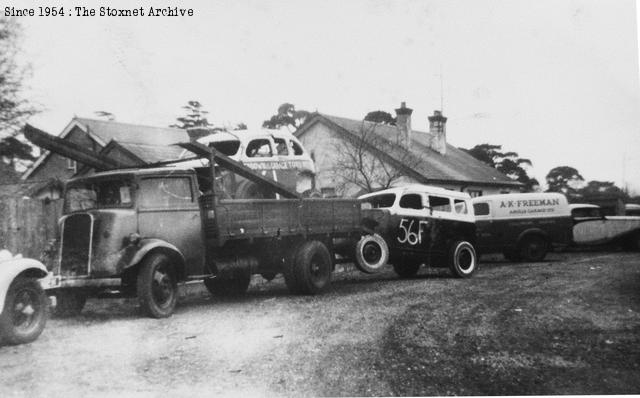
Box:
[1,250,639,396]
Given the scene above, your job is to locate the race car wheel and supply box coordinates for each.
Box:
[0,277,48,345]
[354,234,389,274]
[449,241,477,278]
[137,253,178,318]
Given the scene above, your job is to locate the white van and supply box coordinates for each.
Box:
[471,193,573,261]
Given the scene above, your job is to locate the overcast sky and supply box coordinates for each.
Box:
[12,0,640,193]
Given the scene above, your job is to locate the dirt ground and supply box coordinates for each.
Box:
[1,250,639,397]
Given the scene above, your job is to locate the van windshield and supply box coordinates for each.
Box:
[361,193,396,208]
[64,179,133,213]
[209,140,241,156]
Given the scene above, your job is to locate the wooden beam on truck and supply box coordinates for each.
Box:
[23,124,134,171]
[177,141,301,199]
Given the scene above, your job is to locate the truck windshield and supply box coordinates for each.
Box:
[64,180,133,213]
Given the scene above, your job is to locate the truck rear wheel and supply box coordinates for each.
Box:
[0,277,48,345]
[519,235,548,262]
[286,240,332,294]
[622,231,640,251]
[53,290,87,317]
[204,271,251,297]
[449,241,477,278]
[137,253,177,318]
[354,234,389,274]
[392,261,421,278]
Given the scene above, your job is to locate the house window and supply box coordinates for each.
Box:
[468,189,483,198]
[66,158,77,172]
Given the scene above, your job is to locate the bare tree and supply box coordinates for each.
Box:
[332,121,423,195]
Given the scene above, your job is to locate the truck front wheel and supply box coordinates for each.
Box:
[286,240,332,295]
[449,241,477,278]
[137,253,178,318]
[0,277,48,345]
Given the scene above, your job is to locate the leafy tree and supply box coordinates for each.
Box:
[364,110,396,126]
[262,103,311,131]
[577,180,629,199]
[0,18,38,171]
[234,122,247,131]
[463,144,539,191]
[170,100,215,129]
[94,111,115,121]
[333,121,423,195]
[545,166,584,194]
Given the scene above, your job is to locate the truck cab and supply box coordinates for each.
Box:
[359,185,477,278]
[50,165,206,317]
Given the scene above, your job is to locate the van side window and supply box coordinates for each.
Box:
[274,138,289,156]
[473,202,490,216]
[246,139,273,158]
[400,193,423,210]
[454,199,468,214]
[362,193,396,208]
[291,141,304,156]
[139,177,193,208]
[429,195,451,212]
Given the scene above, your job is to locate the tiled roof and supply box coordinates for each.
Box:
[117,142,185,164]
[297,113,521,187]
[74,118,189,146]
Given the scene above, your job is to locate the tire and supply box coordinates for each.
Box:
[203,271,251,297]
[53,290,87,317]
[392,261,421,278]
[354,234,389,274]
[288,240,332,295]
[0,277,48,345]
[449,241,478,278]
[519,235,548,262]
[137,253,178,318]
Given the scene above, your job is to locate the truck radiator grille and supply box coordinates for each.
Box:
[60,213,93,276]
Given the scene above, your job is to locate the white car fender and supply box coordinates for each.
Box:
[0,258,48,314]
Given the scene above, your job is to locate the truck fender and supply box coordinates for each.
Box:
[0,258,48,314]
[123,239,186,279]
[517,228,549,246]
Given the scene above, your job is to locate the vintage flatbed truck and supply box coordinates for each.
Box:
[42,140,371,318]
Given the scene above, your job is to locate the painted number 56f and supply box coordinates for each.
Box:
[397,218,429,246]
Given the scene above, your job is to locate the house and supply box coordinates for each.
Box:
[294,103,522,197]
[21,117,189,198]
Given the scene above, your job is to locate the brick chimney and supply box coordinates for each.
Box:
[428,110,447,155]
[394,102,413,147]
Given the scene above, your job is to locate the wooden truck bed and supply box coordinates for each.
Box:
[200,196,362,246]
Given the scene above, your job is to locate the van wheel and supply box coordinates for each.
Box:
[354,234,389,274]
[235,180,276,199]
[449,241,477,278]
[204,271,251,297]
[53,290,87,317]
[0,277,48,345]
[519,235,548,262]
[137,253,178,318]
[392,261,421,278]
[287,240,332,294]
